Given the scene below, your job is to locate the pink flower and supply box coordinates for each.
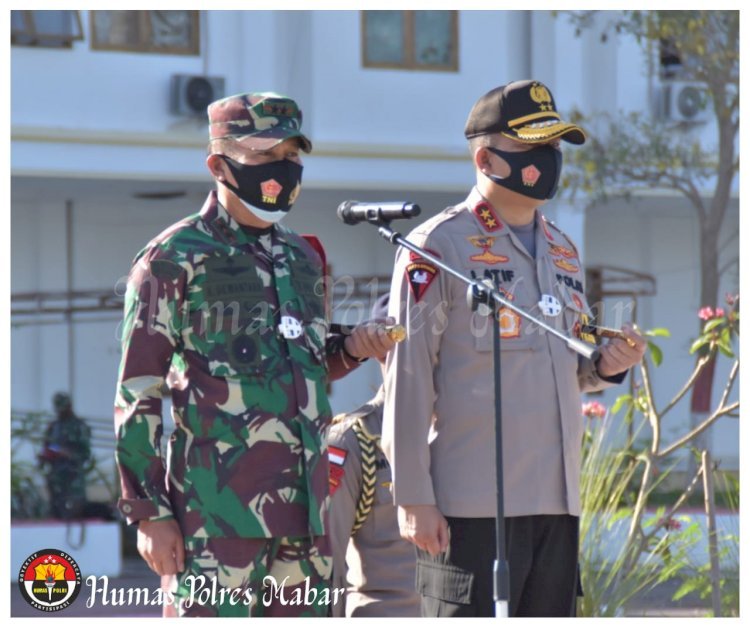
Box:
[715,307,725,318]
[582,401,607,419]
[725,293,738,307]
[664,517,682,531]
[698,306,715,321]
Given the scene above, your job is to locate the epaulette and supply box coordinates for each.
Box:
[330,412,348,426]
[541,215,581,259]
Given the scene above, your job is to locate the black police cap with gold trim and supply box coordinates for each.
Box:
[464,80,586,145]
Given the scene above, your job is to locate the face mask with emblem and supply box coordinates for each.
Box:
[484,144,562,201]
[219,155,303,223]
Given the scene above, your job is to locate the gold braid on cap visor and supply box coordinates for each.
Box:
[505,121,586,143]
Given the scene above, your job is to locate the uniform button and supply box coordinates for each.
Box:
[122,504,132,514]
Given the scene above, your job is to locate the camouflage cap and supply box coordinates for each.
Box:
[465,80,586,145]
[207,91,312,153]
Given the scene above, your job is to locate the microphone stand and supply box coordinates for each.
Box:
[355,216,597,618]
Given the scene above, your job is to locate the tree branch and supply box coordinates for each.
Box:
[643,464,704,544]
[658,354,712,417]
[718,359,739,410]
[659,401,740,458]
[639,359,660,454]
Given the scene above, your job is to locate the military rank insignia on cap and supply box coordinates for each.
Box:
[464,80,586,145]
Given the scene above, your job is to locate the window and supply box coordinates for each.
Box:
[90,11,199,55]
[11,11,83,48]
[362,11,458,72]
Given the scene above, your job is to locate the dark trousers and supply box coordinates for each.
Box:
[416,515,579,617]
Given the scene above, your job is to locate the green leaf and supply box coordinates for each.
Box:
[690,335,710,354]
[717,338,735,358]
[645,327,671,337]
[647,340,663,366]
[703,318,726,332]
[610,394,632,416]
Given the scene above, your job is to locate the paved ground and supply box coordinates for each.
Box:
[11,556,715,618]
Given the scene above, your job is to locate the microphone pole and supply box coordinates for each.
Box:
[373,221,597,360]
[345,212,598,618]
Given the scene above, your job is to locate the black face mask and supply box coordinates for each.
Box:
[484,145,563,200]
[219,156,304,223]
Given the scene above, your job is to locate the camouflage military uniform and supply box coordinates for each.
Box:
[328,388,420,617]
[41,394,91,519]
[115,189,355,617]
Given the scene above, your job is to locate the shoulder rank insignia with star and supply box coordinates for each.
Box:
[472,202,503,233]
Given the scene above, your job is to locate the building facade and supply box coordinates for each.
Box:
[11,10,738,471]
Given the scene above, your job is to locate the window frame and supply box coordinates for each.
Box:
[361,10,459,72]
[11,10,84,48]
[89,10,200,56]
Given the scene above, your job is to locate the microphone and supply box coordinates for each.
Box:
[337,200,421,225]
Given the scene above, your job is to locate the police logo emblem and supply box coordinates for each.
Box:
[18,549,82,612]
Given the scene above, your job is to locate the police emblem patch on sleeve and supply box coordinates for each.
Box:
[405,250,440,302]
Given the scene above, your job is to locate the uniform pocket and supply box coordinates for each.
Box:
[416,559,474,605]
[198,255,277,376]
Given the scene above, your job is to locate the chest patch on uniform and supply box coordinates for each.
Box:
[539,294,562,317]
[548,244,577,259]
[498,307,521,339]
[554,258,580,273]
[406,251,439,302]
[557,273,584,293]
[467,236,510,265]
[472,202,503,232]
[574,313,597,344]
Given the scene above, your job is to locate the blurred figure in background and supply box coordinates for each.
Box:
[39,392,92,519]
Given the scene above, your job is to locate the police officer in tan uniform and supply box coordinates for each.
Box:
[382,80,647,617]
[328,297,420,617]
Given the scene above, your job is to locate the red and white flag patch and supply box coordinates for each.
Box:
[328,446,348,495]
[328,446,348,466]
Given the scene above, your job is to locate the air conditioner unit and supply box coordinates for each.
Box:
[659,81,710,123]
[170,74,225,117]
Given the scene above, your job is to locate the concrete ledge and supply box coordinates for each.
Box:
[11,520,122,580]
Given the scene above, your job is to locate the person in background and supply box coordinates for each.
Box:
[328,295,420,617]
[40,392,92,519]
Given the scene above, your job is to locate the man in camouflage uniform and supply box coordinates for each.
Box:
[383,81,647,616]
[40,392,91,519]
[328,296,420,617]
[114,91,394,617]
